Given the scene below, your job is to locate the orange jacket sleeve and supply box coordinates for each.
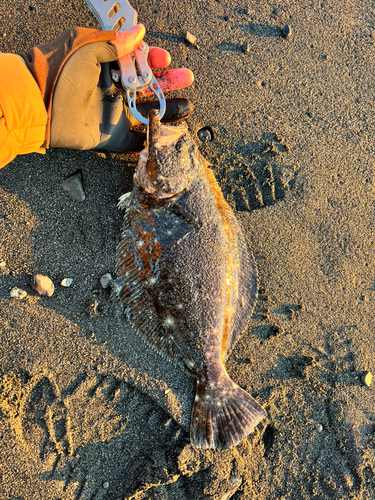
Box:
[0,54,47,169]
[0,29,116,169]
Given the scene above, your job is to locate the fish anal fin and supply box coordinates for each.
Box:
[190,376,266,450]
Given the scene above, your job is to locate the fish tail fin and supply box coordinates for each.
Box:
[190,377,266,450]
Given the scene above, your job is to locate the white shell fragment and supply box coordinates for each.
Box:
[10,287,27,300]
[100,273,113,289]
[61,172,86,202]
[61,278,73,287]
[362,372,372,387]
[185,31,199,48]
[33,274,54,297]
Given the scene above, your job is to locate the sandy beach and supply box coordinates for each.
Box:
[0,0,375,498]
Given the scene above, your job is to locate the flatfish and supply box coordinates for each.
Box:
[116,110,266,449]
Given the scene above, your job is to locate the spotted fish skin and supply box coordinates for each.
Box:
[116,110,266,449]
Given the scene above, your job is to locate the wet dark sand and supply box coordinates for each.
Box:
[0,0,375,498]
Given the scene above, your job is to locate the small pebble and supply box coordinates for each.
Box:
[241,42,250,53]
[315,423,323,432]
[362,372,372,387]
[185,31,199,49]
[281,25,292,38]
[61,172,86,202]
[102,481,109,489]
[61,278,73,287]
[33,274,54,297]
[229,475,241,487]
[0,261,6,270]
[197,127,213,142]
[100,273,113,289]
[10,287,27,300]
[244,8,252,15]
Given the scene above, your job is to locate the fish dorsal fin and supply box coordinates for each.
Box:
[225,226,258,358]
[115,207,194,374]
[204,167,258,360]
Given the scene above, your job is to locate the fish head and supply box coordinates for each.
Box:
[135,109,199,198]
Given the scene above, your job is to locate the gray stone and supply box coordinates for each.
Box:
[241,42,250,53]
[282,25,292,38]
[61,172,86,202]
[61,278,73,287]
[10,287,27,300]
[100,273,113,289]
[362,372,372,387]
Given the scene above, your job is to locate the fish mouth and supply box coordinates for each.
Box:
[135,110,188,197]
[147,109,187,147]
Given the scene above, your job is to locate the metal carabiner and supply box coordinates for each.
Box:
[86,0,166,124]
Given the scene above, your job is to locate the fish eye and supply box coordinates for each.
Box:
[175,140,183,152]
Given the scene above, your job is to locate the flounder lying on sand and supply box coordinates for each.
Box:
[116,110,266,449]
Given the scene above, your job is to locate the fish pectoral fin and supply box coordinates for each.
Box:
[190,377,266,450]
[118,192,132,210]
